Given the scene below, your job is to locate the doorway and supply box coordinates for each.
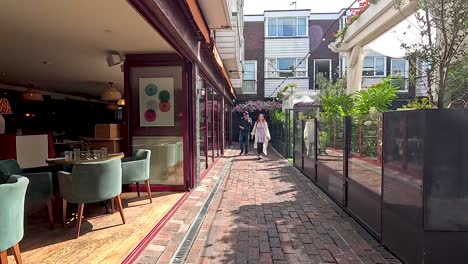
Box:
[314,59,332,89]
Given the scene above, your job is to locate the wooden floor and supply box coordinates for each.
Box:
[7,192,184,264]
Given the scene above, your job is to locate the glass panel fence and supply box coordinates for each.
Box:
[318,117,344,175]
[349,114,383,194]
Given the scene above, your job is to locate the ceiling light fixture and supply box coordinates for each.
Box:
[101,82,122,101]
[117,99,125,106]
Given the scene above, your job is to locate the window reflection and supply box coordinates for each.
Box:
[199,80,207,172]
[207,86,214,162]
[317,118,344,175]
[348,114,383,194]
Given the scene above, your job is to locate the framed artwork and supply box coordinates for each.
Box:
[139,77,174,127]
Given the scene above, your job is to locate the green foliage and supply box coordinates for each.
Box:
[447,55,468,107]
[271,111,286,123]
[353,76,398,115]
[321,94,354,119]
[276,83,296,101]
[398,97,433,110]
[317,74,353,119]
[398,0,468,108]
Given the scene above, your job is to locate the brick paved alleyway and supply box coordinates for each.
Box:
[135,146,399,264]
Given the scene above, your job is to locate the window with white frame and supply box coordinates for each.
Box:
[265,58,307,78]
[266,17,308,37]
[242,61,257,94]
[391,59,408,77]
[339,57,347,77]
[391,59,409,91]
[362,56,386,77]
[244,61,256,80]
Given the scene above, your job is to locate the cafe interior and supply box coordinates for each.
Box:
[0,1,199,263]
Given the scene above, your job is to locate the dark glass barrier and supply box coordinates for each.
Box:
[302,119,317,180]
[316,117,344,204]
[348,114,383,194]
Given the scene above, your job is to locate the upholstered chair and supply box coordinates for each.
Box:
[58,158,125,238]
[0,175,29,264]
[121,149,152,203]
[0,160,54,228]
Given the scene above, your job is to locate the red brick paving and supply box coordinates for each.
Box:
[135,146,399,264]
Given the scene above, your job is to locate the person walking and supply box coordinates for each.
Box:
[238,111,252,155]
[251,114,271,160]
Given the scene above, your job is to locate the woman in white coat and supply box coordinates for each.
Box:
[251,114,271,159]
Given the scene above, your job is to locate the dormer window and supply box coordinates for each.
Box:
[266,17,308,37]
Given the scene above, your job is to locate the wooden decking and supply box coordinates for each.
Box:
[7,192,184,264]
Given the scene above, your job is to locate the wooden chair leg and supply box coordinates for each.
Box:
[12,243,22,264]
[76,203,84,238]
[115,195,126,224]
[111,198,115,214]
[0,250,7,264]
[62,199,67,227]
[144,180,153,203]
[136,182,140,197]
[47,199,54,229]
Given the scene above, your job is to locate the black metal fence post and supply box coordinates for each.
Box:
[343,116,351,207]
[301,119,306,171]
[314,118,318,182]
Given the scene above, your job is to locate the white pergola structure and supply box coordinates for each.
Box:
[329,0,418,94]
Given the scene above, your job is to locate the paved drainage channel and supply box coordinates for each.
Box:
[170,157,233,264]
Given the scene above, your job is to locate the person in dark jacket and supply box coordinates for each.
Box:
[239,111,252,155]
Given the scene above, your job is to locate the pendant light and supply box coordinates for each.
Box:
[101,82,122,101]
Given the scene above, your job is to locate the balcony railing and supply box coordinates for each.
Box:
[242,80,257,94]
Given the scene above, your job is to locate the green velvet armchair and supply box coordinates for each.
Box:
[58,158,125,238]
[0,175,29,264]
[0,160,54,228]
[121,149,152,203]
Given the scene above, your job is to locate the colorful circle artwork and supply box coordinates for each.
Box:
[144,109,156,122]
[158,90,170,102]
[146,99,157,110]
[145,84,158,96]
[159,101,171,112]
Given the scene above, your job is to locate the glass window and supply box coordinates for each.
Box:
[266,59,277,78]
[267,17,308,37]
[375,57,385,76]
[298,17,307,36]
[267,18,277,37]
[199,80,207,172]
[278,58,295,77]
[296,58,307,77]
[266,58,307,78]
[217,97,223,155]
[392,59,407,76]
[207,86,214,162]
[213,90,218,157]
[130,66,185,186]
[363,57,375,76]
[244,61,256,80]
[340,57,347,77]
[278,18,296,36]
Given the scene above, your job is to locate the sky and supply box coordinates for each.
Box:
[244,0,357,14]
